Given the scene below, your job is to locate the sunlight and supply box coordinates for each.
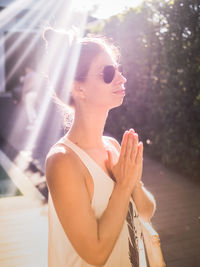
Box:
[0,0,90,178]
[24,2,88,153]
[5,0,56,86]
[95,0,145,19]
[0,0,49,66]
[71,0,145,19]
[0,0,53,96]
[5,0,64,150]
[0,0,31,29]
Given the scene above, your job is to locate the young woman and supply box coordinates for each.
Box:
[45,29,156,267]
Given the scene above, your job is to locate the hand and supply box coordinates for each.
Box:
[106,129,143,194]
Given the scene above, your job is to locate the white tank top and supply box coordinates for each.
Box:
[48,137,147,267]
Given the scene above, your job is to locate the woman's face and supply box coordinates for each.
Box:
[80,49,127,110]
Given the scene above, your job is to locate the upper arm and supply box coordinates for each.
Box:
[46,148,98,263]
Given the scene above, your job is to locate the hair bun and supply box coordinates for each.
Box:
[43,27,55,43]
[43,27,79,51]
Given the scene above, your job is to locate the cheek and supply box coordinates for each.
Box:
[85,89,123,109]
[85,83,110,102]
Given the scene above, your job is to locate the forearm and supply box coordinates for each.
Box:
[94,184,131,265]
[132,182,156,222]
[88,130,143,264]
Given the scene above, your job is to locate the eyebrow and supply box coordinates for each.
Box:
[97,63,119,72]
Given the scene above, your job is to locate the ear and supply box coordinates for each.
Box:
[72,81,86,100]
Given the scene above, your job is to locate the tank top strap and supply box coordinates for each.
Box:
[59,138,103,177]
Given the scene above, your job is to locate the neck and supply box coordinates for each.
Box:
[66,105,109,149]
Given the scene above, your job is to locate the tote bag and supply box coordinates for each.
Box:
[140,221,166,267]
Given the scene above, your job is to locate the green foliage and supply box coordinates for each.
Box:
[91,0,200,180]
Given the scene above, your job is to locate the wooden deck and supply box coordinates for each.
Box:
[0,196,48,267]
[0,150,48,267]
[143,155,200,267]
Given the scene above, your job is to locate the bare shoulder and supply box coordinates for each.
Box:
[45,143,84,188]
[46,143,74,172]
[103,135,121,152]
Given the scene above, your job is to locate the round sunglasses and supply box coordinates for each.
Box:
[77,64,123,84]
[101,64,123,84]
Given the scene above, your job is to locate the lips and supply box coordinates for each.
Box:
[113,89,125,95]
[113,85,126,94]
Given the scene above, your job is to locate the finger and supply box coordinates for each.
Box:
[119,130,128,160]
[129,128,135,134]
[125,131,134,161]
[130,133,138,161]
[135,142,143,164]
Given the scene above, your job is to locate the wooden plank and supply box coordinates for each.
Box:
[0,197,48,267]
[142,155,200,267]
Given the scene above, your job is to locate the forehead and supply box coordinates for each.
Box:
[90,50,117,72]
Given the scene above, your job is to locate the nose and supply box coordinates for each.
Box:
[116,70,127,84]
[121,73,127,84]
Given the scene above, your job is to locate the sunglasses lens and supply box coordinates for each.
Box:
[103,65,115,83]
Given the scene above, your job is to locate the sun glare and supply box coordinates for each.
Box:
[20,1,88,153]
[71,0,144,19]
[0,0,89,168]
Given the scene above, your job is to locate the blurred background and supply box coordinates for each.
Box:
[0,0,199,266]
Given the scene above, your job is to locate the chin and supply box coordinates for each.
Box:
[109,98,124,110]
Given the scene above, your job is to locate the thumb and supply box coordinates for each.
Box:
[105,150,114,170]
